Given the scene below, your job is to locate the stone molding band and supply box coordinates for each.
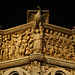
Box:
[0,22,34,34]
[0,54,75,70]
[0,22,75,35]
[43,23,72,35]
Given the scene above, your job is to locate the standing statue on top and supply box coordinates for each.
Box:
[34,6,42,29]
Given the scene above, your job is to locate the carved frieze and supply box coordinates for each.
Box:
[0,28,34,62]
[43,28,75,62]
[0,24,44,62]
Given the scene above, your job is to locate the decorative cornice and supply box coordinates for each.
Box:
[0,56,29,70]
[0,22,74,35]
[43,23,72,35]
[0,30,3,35]
[0,54,75,70]
[45,56,75,69]
[0,22,34,35]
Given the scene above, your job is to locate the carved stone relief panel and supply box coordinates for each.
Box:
[0,61,73,75]
[43,28,75,62]
[0,25,43,62]
[0,28,34,62]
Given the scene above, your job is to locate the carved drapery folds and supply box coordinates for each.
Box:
[43,28,75,62]
[33,26,43,54]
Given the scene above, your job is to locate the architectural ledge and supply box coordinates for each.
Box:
[0,21,34,34]
[0,54,75,70]
[43,23,72,35]
[45,56,75,69]
[0,22,73,35]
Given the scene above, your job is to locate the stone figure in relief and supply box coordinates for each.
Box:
[20,43,26,57]
[31,61,41,75]
[33,29,42,53]
[15,35,22,58]
[9,44,15,60]
[50,47,54,56]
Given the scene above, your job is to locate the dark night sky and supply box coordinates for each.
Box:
[0,0,74,30]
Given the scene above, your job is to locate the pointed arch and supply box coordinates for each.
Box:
[46,68,72,75]
[3,67,30,75]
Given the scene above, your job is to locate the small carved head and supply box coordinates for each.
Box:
[34,61,38,66]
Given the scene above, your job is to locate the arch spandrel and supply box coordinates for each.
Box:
[1,61,73,75]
